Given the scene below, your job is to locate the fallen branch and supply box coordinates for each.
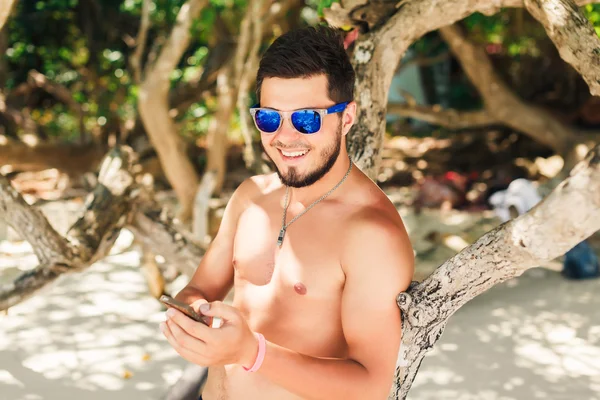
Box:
[524,0,600,96]
[0,146,207,311]
[129,196,205,278]
[0,147,138,311]
[389,143,600,399]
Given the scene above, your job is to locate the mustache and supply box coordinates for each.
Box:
[271,141,310,150]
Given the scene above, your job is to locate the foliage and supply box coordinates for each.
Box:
[2,1,599,142]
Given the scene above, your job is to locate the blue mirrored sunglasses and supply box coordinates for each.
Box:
[249,102,349,135]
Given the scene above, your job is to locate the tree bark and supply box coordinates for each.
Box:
[3,145,600,398]
[138,0,206,222]
[129,197,206,278]
[236,0,267,172]
[326,0,600,179]
[389,145,600,399]
[438,24,576,155]
[130,0,151,84]
[193,170,217,245]
[0,147,138,311]
[0,146,207,312]
[524,0,600,96]
[206,67,235,195]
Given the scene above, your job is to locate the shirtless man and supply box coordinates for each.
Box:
[160,25,415,400]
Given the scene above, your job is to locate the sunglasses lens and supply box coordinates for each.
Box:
[291,110,321,134]
[254,109,281,133]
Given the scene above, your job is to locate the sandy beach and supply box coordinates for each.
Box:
[1,206,599,400]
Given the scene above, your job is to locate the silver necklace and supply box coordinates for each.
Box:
[277,157,353,247]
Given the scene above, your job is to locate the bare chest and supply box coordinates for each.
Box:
[232,204,344,294]
[231,202,347,337]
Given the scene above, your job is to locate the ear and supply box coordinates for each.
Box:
[341,101,357,137]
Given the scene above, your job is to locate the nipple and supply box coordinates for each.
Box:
[294,282,307,295]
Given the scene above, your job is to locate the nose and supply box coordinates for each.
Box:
[273,116,302,141]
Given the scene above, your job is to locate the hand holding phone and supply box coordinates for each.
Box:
[159,295,212,326]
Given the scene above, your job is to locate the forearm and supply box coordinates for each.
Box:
[174,285,208,305]
[255,340,384,400]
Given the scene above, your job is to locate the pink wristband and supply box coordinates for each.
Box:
[243,332,266,372]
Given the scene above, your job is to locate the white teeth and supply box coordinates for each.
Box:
[281,149,308,157]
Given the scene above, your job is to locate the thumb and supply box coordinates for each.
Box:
[199,301,239,323]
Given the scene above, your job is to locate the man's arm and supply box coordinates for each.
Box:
[250,212,414,400]
[175,178,258,306]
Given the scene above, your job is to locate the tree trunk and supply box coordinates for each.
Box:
[0,146,207,312]
[389,144,600,398]
[3,145,600,398]
[138,0,206,222]
[438,24,575,156]
[206,67,235,195]
[524,0,600,96]
[0,147,138,310]
[329,0,600,179]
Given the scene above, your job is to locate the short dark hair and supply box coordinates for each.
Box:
[256,25,355,104]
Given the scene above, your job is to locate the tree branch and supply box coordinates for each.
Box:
[237,0,268,171]
[0,177,72,265]
[0,139,105,176]
[438,24,576,155]
[387,103,498,129]
[390,143,600,399]
[168,0,301,117]
[129,198,205,278]
[26,70,87,142]
[139,0,207,221]
[130,0,151,84]
[0,147,138,311]
[0,145,208,310]
[326,0,600,178]
[524,0,600,96]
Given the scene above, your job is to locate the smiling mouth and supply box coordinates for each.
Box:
[278,148,310,159]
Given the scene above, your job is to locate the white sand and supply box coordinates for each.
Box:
[0,232,191,400]
[409,268,600,400]
[1,214,599,399]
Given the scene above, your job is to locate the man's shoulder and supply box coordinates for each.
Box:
[234,173,282,203]
[340,188,414,272]
[344,202,406,244]
[343,182,404,236]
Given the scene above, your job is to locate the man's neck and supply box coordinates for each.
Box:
[288,152,352,205]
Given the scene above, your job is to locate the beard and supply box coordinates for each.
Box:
[263,122,343,188]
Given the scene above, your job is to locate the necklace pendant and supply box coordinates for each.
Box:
[277,228,286,247]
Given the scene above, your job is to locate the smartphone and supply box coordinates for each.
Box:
[159,295,211,326]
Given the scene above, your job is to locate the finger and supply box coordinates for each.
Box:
[167,308,215,341]
[199,301,239,323]
[161,322,209,365]
[189,298,209,312]
[166,318,209,353]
